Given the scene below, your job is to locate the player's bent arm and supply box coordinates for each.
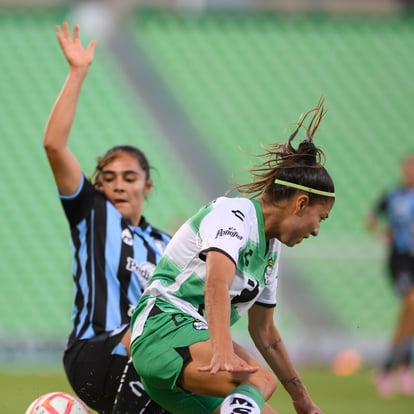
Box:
[199,250,258,374]
[204,251,235,357]
[248,305,322,413]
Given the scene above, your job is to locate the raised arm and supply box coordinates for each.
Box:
[248,304,323,414]
[43,22,97,195]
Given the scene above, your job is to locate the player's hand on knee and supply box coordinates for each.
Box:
[197,351,259,375]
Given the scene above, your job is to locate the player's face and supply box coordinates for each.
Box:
[100,152,152,226]
[279,198,334,247]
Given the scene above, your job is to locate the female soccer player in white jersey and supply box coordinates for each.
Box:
[43,22,171,413]
[130,97,335,414]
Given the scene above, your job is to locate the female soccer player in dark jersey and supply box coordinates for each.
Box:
[43,22,171,414]
[367,154,414,397]
[130,98,334,414]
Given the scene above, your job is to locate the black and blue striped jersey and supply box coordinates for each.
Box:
[374,187,414,255]
[60,175,171,351]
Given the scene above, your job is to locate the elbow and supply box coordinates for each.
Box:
[43,135,62,156]
[43,135,54,152]
[248,320,276,350]
[248,323,263,347]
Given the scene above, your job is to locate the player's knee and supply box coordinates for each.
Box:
[263,370,278,398]
[249,369,277,400]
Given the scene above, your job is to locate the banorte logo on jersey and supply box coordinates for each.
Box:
[215,227,243,240]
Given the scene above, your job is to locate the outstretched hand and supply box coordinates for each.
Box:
[56,21,96,69]
[197,349,259,375]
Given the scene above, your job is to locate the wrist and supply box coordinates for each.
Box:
[281,377,308,401]
[68,65,89,79]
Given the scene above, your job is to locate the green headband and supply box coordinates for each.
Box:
[274,178,335,198]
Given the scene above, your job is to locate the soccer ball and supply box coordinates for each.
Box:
[25,391,91,414]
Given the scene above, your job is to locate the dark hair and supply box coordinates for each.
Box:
[235,96,335,204]
[91,145,151,189]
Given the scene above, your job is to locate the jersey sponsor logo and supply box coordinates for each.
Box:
[126,257,156,289]
[121,228,134,246]
[215,227,243,240]
[231,209,245,221]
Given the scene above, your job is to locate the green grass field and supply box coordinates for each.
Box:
[1,367,412,413]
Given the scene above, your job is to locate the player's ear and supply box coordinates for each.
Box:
[145,178,153,195]
[293,194,309,215]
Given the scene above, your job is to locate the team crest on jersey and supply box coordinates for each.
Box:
[193,319,208,330]
[121,228,134,246]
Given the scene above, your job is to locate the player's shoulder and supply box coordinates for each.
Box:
[211,196,254,212]
[388,186,410,199]
[190,197,255,229]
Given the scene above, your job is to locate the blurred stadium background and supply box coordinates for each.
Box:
[1,0,414,378]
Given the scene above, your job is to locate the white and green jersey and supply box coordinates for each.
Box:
[131,197,281,340]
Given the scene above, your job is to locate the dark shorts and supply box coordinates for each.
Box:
[63,327,168,414]
[389,252,414,296]
[63,328,129,413]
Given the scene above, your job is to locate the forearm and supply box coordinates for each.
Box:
[43,67,88,151]
[204,250,236,353]
[251,326,309,402]
[204,282,232,352]
[261,336,308,399]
